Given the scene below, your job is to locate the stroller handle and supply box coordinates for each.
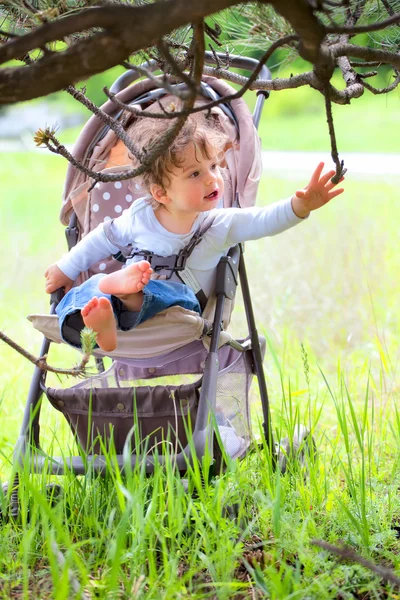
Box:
[110,53,271,129]
[110,53,271,93]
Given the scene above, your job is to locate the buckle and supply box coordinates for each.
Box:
[131,251,187,279]
[152,254,186,279]
[131,250,154,263]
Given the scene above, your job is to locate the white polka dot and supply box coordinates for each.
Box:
[95,182,101,189]
[125,194,132,202]
[103,216,111,222]
[114,182,122,189]
[99,263,107,271]
[135,183,142,190]
[103,192,111,200]
[92,204,100,212]
[121,264,127,269]
[114,205,122,213]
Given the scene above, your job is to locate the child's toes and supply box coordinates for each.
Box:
[98,297,112,310]
[81,297,98,316]
[138,260,151,272]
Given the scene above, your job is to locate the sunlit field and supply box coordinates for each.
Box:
[1,150,400,598]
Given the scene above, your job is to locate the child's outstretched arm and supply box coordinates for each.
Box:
[291,162,345,219]
[45,264,74,294]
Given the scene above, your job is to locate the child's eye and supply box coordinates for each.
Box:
[189,171,200,178]
[211,163,218,170]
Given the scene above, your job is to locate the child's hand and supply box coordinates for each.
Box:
[44,264,74,294]
[291,162,345,219]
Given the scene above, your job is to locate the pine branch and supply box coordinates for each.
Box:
[106,34,299,120]
[0,328,97,377]
[325,11,400,33]
[157,38,197,93]
[323,83,347,183]
[119,60,188,97]
[361,70,400,94]
[33,126,147,183]
[65,84,142,161]
[312,539,400,587]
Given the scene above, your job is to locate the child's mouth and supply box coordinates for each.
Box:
[205,190,219,200]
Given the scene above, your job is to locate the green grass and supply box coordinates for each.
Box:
[252,74,400,153]
[1,152,400,598]
[239,61,400,152]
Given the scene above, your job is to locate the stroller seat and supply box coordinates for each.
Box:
[28,305,214,360]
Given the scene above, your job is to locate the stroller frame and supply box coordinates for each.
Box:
[13,54,277,479]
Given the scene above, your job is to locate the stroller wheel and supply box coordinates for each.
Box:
[222,501,247,531]
[45,483,64,506]
[211,434,228,476]
[0,478,21,522]
[0,482,9,522]
[275,425,316,475]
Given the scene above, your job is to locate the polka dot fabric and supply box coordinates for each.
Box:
[87,174,144,277]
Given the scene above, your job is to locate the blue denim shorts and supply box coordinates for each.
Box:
[56,273,201,349]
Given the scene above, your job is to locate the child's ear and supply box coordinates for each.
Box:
[150,183,170,205]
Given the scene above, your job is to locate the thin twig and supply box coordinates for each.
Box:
[381,0,395,16]
[208,44,222,69]
[0,29,19,38]
[191,20,205,90]
[0,330,92,377]
[204,22,222,46]
[312,539,400,587]
[356,70,378,79]
[65,85,142,160]
[325,11,400,33]
[361,70,400,94]
[104,82,181,117]
[350,60,382,67]
[120,61,188,98]
[323,83,347,183]
[22,0,39,14]
[158,38,197,93]
[36,127,145,183]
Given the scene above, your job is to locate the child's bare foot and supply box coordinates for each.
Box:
[81,297,117,352]
[99,260,153,295]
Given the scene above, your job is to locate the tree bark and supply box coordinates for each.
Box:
[0,0,241,103]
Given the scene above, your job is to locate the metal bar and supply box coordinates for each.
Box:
[14,334,51,463]
[30,449,190,476]
[238,251,274,452]
[110,53,272,95]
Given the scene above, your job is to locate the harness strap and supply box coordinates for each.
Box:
[103,212,216,311]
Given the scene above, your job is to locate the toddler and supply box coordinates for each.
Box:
[45,98,344,352]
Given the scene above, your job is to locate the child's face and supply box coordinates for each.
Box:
[152,142,224,215]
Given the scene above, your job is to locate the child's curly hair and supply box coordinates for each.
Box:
[127,96,229,200]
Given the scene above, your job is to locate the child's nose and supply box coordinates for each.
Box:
[205,170,217,184]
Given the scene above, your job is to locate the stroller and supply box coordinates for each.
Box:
[5,54,313,514]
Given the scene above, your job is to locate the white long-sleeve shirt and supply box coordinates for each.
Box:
[57,196,305,298]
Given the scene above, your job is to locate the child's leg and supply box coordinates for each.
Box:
[56,261,200,353]
[98,261,200,331]
[118,279,201,328]
[55,273,114,349]
[80,261,153,352]
[98,260,153,312]
[81,297,117,352]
